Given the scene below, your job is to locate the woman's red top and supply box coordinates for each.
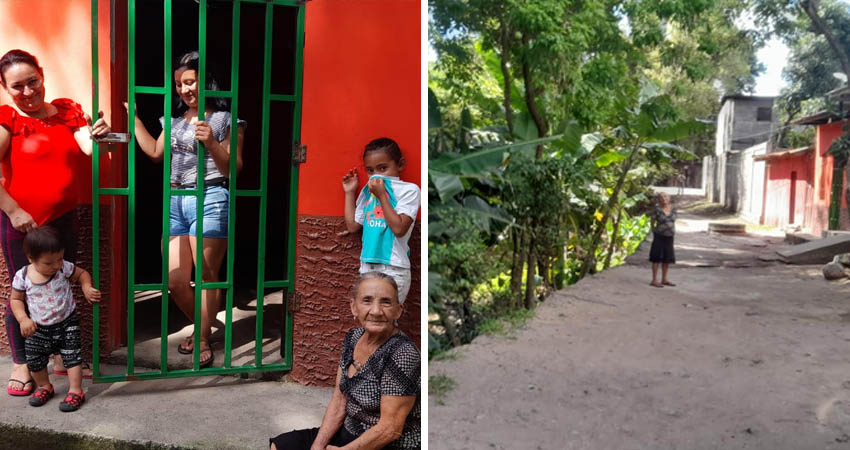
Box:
[0,98,87,225]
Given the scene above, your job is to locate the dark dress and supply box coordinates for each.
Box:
[270,328,421,450]
[649,206,676,264]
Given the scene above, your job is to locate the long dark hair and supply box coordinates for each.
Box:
[172,51,229,117]
[0,49,44,85]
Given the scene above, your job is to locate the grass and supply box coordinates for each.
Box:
[0,423,190,450]
[429,374,457,405]
[476,308,536,336]
[431,350,459,361]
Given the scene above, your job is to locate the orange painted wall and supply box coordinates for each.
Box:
[802,120,850,236]
[298,0,421,217]
[763,154,811,228]
[0,0,118,202]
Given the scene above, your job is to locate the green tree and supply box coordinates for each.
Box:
[432,0,730,306]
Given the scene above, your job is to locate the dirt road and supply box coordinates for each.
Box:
[429,208,850,450]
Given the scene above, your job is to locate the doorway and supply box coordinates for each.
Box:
[94,0,304,382]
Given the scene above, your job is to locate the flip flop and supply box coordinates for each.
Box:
[649,282,664,288]
[177,335,194,355]
[199,347,214,368]
[53,362,93,379]
[7,378,33,396]
[662,281,677,286]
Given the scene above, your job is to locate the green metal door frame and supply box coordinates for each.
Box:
[91,0,304,382]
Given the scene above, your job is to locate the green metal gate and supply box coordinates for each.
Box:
[90,0,304,382]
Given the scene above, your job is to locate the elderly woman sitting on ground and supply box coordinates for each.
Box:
[270,272,420,450]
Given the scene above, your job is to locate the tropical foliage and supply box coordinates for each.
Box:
[428,0,765,354]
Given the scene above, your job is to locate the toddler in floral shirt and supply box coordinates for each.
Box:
[9,226,100,412]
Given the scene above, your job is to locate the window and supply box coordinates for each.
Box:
[757,107,772,122]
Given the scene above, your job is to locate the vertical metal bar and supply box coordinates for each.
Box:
[160,0,174,375]
[90,0,101,379]
[125,0,137,376]
[224,0,241,368]
[255,2,274,366]
[192,0,208,371]
[283,4,306,366]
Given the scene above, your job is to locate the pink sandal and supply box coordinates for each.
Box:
[7,378,33,396]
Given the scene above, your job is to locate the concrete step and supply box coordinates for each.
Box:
[785,232,818,245]
[106,291,286,374]
[0,356,330,450]
[776,234,850,265]
[708,222,747,235]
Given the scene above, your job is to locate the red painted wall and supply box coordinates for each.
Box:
[298,0,421,217]
[802,121,850,236]
[763,154,811,228]
[291,0,421,386]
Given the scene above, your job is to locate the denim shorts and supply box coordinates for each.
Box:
[170,185,229,238]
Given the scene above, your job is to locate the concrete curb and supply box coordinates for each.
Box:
[0,356,332,449]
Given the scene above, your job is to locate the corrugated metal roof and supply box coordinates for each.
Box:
[753,146,812,161]
[791,110,843,126]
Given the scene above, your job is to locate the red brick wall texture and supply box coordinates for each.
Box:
[291,215,420,386]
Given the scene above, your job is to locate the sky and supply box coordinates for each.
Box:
[753,37,789,96]
[752,0,850,96]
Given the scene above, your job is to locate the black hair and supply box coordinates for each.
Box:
[352,271,402,304]
[23,226,64,261]
[172,51,229,116]
[363,137,404,165]
[0,49,43,85]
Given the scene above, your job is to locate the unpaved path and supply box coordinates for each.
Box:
[429,209,850,450]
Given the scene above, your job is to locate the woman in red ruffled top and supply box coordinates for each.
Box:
[0,50,110,396]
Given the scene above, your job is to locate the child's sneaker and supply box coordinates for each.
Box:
[29,384,54,407]
[59,392,85,412]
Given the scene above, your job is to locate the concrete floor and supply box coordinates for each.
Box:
[107,290,287,372]
[0,355,331,449]
[0,290,331,449]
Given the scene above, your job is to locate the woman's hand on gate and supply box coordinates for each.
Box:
[123,101,140,119]
[88,110,111,139]
[20,318,36,338]
[8,206,36,233]
[195,121,215,147]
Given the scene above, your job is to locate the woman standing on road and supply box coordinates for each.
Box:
[649,192,677,288]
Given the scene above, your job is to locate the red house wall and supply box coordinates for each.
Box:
[291,0,421,386]
[764,154,812,229]
[803,121,850,236]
